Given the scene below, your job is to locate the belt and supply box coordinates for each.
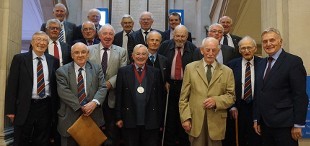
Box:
[168,79,183,84]
[31,97,50,104]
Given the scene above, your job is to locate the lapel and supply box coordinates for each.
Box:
[195,60,209,86]
[145,67,153,103]
[107,45,117,72]
[25,51,34,79]
[209,62,223,86]
[85,62,93,98]
[235,58,242,83]
[126,65,136,102]
[93,44,102,64]
[45,54,54,80]
[68,62,78,95]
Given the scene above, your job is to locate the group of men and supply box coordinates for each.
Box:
[5,2,308,146]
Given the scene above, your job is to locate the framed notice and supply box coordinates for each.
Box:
[97,8,109,25]
[302,76,310,138]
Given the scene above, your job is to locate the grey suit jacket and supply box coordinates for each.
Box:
[88,44,128,108]
[56,61,107,137]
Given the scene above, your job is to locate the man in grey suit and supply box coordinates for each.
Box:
[88,24,128,145]
[56,42,107,146]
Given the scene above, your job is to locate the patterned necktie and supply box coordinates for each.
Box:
[243,62,252,102]
[37,57,45,98]
[101,48,108,75]
[53,41,59,59]
[206,64,212,83]
[264,57,274,81]
[144,31,149,43]
[78,68,87,106]
[223,34,228,45]
[150,55,155,64]
[87,40,93,46]
[175,47,182,80]
[59,25,65,43]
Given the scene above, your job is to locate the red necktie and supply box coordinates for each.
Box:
[175,47,182,80]
[53,41,59,59]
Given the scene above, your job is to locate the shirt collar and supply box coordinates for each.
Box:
[203,59,217,69]
[32,51,46,60]
[269,48,283,60]
[242,57,254,66]
[74,62,86,71]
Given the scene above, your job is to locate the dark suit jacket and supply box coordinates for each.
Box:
[41,21,76,46]
[73,38,100,46]
[254,50,308,127]
[115,65,164,129]
[227,56,262,107]
[158,40,199,79]
[74,24,102,40]
[5,51,59,126]
[146,54,168,83]
[230,34,242,58]
[130,28,163,46]
[113,30,136,63]
[162,29,193,42]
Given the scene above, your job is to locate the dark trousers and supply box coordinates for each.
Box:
[163,80,190,146]
[261,121,298,146]
[123,126,159,146]
[102,95,120,146]
[238,101,261,146]
[14,98,51,146]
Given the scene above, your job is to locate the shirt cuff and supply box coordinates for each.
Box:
[92,99,100,106]
[294,124,305,128]
[230,107,237,111]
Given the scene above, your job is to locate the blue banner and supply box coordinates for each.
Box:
[302,76,310,138]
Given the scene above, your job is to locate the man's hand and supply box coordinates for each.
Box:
[165,82,170,91]
[106,81,112,90]
[81,101,97,116]
[116,120,123,128]
[182,119,192,132]
[230,108,238,120]
[291,127,302,141]
[203,97,216,109]
[253,121,261,135]
[6,114,15,123]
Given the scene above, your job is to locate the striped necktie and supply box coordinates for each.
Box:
[78,68,87,106]
[243,62,252,102]
[59,24,65,43]
[37,57,45,98]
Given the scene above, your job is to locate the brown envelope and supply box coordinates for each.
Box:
[67,115,107,146]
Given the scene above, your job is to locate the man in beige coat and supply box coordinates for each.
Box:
[179,37,235,146]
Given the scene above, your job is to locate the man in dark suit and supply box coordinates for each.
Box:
[162,12,192,42]
[56,42,107,146]
[219,16,242,50]
[253,28,308,146]
[130,11,163,47]
[227,36,262,146]
[45,18,72,67]
[113,14,136,63]
[40,3,76,46]
[158,25,198,146]
[73,21,100,46]
[5,31,59,146]
[115,44,164,146]
[75,8,102,40]
[146,31,168,84]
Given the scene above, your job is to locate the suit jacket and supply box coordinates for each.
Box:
[5,51,59,126]
[221,45,238,65]
[254,50,308,127]
[88,44,128,108]
[162,29,193,42]
[230,34,242,49]
[146,54,168,83]
[227,56,262,108]
[113,30,136,63]
[56,61,107,137]
[158,40,199,79]
[115,65,164,129]
[179,60,235,140]
[74,24,102,40]
[41,21,77,46]
[130,28,163,46]
[73,38,100,46]
[45,41,72,66]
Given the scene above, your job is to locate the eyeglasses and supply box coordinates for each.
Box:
[240,46,255,52]
[34,37,48,43]
[82,28,95,32]
[47,27,61,31]
[209,29,223,34]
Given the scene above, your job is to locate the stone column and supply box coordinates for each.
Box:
[0,0,23,145]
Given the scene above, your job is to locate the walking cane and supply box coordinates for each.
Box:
[161,90,169,146]
[235,116,239,146]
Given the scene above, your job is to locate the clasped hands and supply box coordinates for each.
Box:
[81,101,97,116]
